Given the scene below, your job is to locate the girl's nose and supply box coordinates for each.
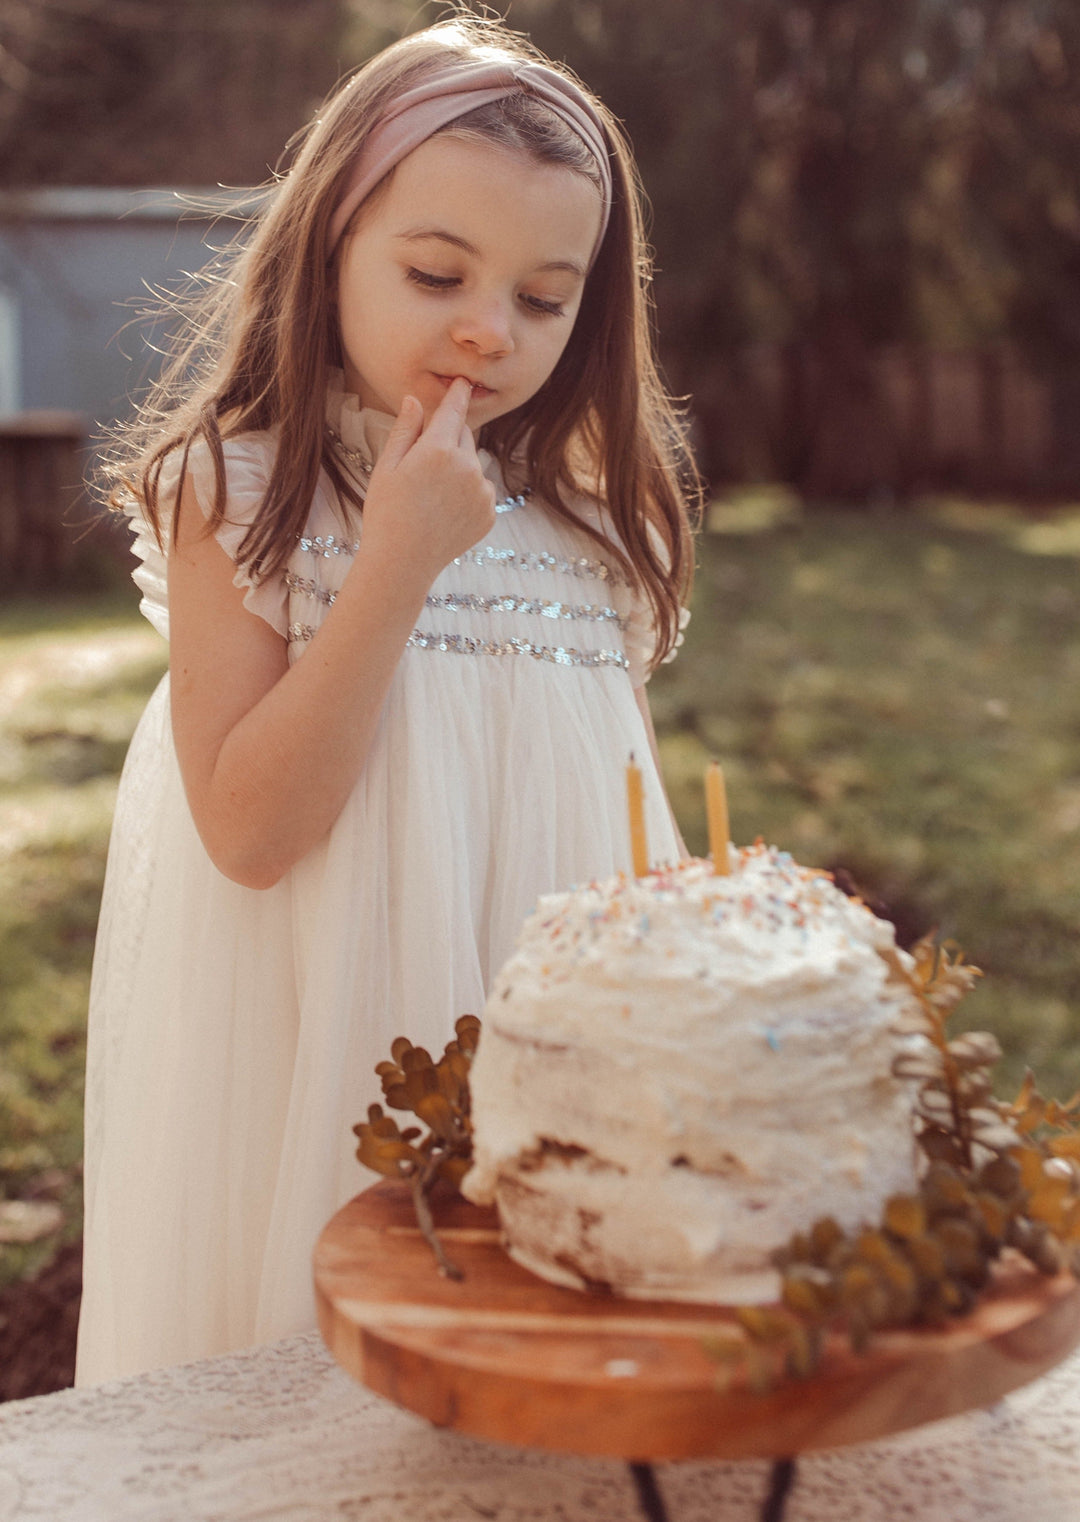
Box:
[449,299,514,357]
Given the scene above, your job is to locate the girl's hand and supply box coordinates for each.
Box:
[359,377,497,581]
[169,379,497,888]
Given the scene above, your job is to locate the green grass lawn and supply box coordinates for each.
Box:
[655,504,1080,1099]
[1,505,1079,1291]
[0,593,167,1287]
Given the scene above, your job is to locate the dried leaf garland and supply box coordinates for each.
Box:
[353,1014,481,1278]
[711,934,1080,1392]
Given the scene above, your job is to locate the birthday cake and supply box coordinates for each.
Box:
[462,845,921,1303]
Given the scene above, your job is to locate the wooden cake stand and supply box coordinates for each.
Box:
[314,1180,1080,1521]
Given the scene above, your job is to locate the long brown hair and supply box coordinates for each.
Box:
[106,14,700,668]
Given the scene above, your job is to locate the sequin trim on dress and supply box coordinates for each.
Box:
[285,571,336,606]
[326,425,371,473]
[296,490,529,565]
[452,545,626,584]
[286,621,628,668]
[423,591,626,627]
[494,491,530,515]
[405,630,629,668]
[284,575,622,629]
[297,534,360,558]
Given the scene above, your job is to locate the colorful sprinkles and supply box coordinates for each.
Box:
[527,844,881,977]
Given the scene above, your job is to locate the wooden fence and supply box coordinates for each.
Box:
[0,414,127,590]
[690,343,1080,502]
[3,344,1079,590]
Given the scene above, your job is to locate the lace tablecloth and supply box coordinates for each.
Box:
[0,1331,1078,1522]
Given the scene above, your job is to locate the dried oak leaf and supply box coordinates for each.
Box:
[353,1104,423,1179]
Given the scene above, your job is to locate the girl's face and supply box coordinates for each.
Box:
[335,135,603,430]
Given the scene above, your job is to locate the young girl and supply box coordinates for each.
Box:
[76,14,698,1385]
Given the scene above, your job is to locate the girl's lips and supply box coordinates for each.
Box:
[433,374,494,399]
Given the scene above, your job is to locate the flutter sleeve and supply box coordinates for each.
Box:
[623,597,691,688]
[565,493,691,688]
[621,515,691,687]
[127,434,289,642]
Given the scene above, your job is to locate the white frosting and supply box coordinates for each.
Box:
[463,845,921,1303]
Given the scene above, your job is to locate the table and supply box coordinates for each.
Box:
[0,1330,1078,1521]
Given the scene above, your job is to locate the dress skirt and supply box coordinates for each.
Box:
[77,395,684,1383]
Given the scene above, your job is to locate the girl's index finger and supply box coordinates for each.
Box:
[425,375,473,440]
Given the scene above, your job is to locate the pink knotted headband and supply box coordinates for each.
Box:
[327,58,613,265]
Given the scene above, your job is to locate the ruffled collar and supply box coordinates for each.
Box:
[326,369,495,476]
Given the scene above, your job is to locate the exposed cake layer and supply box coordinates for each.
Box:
[463,846,920,1303]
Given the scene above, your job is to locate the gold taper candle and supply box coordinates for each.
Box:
[626,753,649,877]
[706,759,731,875]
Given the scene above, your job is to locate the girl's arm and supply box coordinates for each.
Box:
[169,378,494,889]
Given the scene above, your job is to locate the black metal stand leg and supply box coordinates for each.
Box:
[761,1457,797,1522]
[629,1454,796,1522]
[629,1462,671,1522]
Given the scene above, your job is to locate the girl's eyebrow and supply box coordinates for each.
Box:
[395,226,587,280]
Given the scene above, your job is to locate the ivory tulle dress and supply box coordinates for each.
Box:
[76,375,685,1385]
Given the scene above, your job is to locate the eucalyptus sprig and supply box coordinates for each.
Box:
[354,1014,481,1279]
[707,935,1080,1391]
[886,935,1017,1167]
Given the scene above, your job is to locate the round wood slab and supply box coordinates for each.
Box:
[314,1179,1080,1462]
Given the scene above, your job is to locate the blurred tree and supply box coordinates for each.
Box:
[487,0,1080,492]
[480,0,935,487]
[0,0,347,186]
[961,2,1080,484]
[10,0,1080,491]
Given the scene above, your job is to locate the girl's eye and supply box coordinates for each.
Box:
[405,267,566,318]
[406,267,459,292]
[522,294,566,318]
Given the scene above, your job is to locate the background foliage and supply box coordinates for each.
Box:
[5,0,1080,492]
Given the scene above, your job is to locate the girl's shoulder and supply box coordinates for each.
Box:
[166,426,280,525]
[128,425,300,642]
